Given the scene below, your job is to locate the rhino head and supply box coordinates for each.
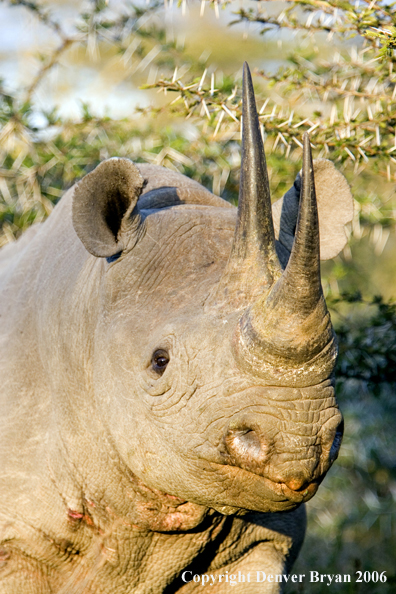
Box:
[70,63,348,520]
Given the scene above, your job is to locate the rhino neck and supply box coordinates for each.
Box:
[0,189,104,509]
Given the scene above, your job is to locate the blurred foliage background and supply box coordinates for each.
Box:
[0,0,395,591]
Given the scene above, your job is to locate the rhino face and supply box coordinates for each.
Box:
[72,63,344,515]
[92,291,342,514]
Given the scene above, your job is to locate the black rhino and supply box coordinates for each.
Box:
[0,63,353,593]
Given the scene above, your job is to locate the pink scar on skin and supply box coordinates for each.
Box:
[67,510,84,520]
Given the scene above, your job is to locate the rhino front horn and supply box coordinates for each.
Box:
[207,62,281,308]
[234,134,337,387]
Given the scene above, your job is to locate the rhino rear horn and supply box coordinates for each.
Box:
[72,158,145,258]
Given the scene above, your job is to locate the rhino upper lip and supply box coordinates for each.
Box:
[265,475,320,503]
[212,460,319,504]
[280,479,319,501]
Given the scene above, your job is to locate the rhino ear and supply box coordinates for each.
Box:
[72,158,145,258]
[272,158,353,266]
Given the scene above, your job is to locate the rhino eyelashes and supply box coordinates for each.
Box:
[151,349,170,375]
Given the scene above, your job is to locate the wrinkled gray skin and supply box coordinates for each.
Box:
[0,67,353,593]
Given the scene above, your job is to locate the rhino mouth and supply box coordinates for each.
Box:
[217,444,323,505]
[279,478,320,502]
[198,460,322,514]
[219,461,321,505]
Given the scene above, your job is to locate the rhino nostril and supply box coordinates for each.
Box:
[223,421,270,471]
[230,429,261,457]
[329,418,344,463]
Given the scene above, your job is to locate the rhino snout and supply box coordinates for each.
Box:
[221,411,344,496]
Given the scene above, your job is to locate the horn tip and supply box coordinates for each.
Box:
[243,62,252,86]
[302,132,313,164]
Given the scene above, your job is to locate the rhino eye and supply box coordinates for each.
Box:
[151,350,169,375]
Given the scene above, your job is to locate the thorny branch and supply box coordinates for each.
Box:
[0,0,396,267]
